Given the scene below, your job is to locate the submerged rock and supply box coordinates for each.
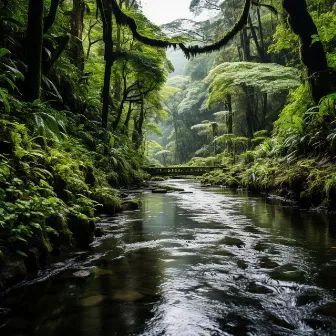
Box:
[152,189,168,194]
[80,295,106,307]
[111,290,145,301]
[259,256,279,269]
[254,241,269,252]
[270,264,306,283]
[73,270,91,278]
[122,199,141,210]
[220,236,245,248]
[314,302,336,318]
[247,282,273,294]
[94,268,114,276]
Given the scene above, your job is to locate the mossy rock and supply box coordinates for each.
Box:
[67,214,95,248]
[259,256,279,269]
[92,189,122,215]
[220,236,245,248]
[47,214,73,248]
[254,241,269,252]
[225,177,240,188]
[152,188,168,194]
[270,264,306,283]
[150,176,166,181]
[0,260,27,291]
[155,184,184,192]
[122,199,141,211]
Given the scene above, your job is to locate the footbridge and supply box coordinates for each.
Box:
[143,166,224,176]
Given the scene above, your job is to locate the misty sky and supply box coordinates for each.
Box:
[141,0,194,24]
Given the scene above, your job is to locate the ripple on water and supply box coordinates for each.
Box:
[2,179,336,335]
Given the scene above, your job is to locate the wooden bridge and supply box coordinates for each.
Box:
[143,166,224,176]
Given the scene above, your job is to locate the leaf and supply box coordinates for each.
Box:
[45,226,59,236]
[30,223,42,230]
[16,250,28,257]
[3,64,24,80]
[0,48,10,58]
[32,99,42,106]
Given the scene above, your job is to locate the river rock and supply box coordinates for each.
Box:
[314,302,336,318]
[73,270,91,278]
[111,290,145,301]
[80,295,106,307]
[259,256,279,269]
[94,268,114,276]
[94,228,104,237]
[122,199,141,210]
[0,261,27,291]
[247,282,273,294]
[237,260,248,269]
[220,236,245,248]
[152,189,168,194]
[254,241,269,252]
[270,264,306,283]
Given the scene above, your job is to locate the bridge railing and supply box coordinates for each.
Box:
[143,166,225,176]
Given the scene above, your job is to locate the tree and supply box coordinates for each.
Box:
[110,0,334,102]
[25,0,44,101]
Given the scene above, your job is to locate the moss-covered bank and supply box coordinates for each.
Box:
[201,157,336,211]
[0,117,145,292]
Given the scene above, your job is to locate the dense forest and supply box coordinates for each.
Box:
[0,0,336,290]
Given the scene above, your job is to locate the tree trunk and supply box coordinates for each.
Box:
[122,102,133,135]
[134,97,145,150]
[70,0,85,73]
[25,0,44,102]
[260,92,268,129]
[283,0,333,102]
[226,94,233,134]
[44,0,60,33]
[100,1,114,129]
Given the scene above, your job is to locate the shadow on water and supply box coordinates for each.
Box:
[2,179,336,335]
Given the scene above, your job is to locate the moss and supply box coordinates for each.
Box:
[92,187,123,215]
[67,213,95,248]
[155,184,184,192]
[122,199,142,211]
[150,176,166,181]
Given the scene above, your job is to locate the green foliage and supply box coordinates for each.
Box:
[206,62,300,108]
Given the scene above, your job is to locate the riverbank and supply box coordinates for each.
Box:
[2,179,336,334]
[0,117,147,292]
[200,156,336,211]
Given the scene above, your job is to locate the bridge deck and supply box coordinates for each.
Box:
[143,166,224,176]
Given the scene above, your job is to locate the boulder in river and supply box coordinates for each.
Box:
[80,295,106,307]
[152,189,168,194]
[111,290,145,301]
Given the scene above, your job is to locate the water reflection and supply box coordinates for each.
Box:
[1,180,336,335]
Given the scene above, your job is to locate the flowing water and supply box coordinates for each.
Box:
[2,179,336,335]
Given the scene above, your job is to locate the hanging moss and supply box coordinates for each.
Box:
[110,0,252,58]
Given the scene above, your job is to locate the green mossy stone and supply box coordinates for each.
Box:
[122,199,141,211]
[254,241,269,252]
[270,264,306,283]
[68,214,95,248]
[220,236,245,248]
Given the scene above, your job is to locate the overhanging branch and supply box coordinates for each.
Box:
[111,0,252,58]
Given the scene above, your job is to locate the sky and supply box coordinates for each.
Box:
[141,0,194,25]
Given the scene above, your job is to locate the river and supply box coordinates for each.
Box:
[1,179,336,335]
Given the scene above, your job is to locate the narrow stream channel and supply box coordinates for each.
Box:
[1,179,336,335]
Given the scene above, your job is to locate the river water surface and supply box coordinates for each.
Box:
[2,179,336,335]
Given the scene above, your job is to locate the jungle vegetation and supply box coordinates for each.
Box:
[0,0,336,288]
[149,0,336,211]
